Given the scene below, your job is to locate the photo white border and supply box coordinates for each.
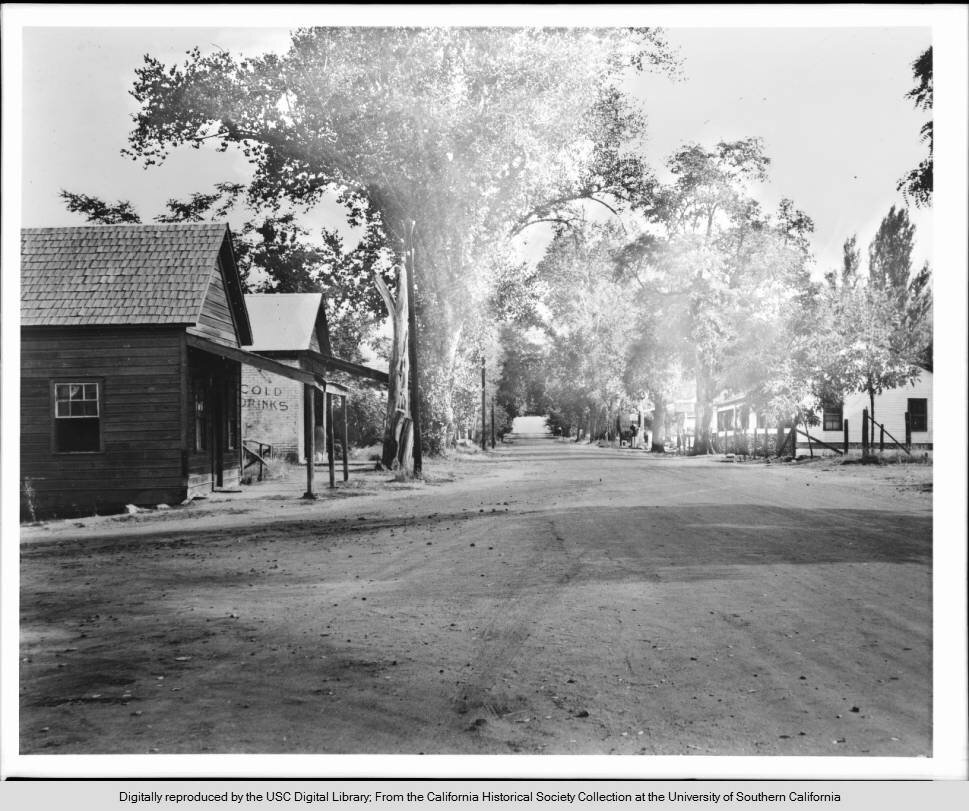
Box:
[3,3,966,782]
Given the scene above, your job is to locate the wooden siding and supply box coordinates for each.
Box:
[21,327,187,517]
[188,259,239,348]
[706,371,933,452]
[813,372,933,447]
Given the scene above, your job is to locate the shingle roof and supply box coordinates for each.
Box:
[21,223,232,327]
[244,293,325,352]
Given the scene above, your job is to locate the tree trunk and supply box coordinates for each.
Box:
[406,223,422,477]
[692,368,716,455]
[650,394,667,453]
[374,268,412,471]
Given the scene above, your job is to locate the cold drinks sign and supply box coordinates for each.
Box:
[241,382,290,412]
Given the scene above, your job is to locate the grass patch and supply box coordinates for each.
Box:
[838,451,932,466]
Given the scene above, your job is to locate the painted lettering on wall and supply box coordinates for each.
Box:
[241,384,289,412]
[243,398,289,411]
[242,384,285,397]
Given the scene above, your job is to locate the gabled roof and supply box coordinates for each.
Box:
[20,224,250,342]
[244,293,331,354]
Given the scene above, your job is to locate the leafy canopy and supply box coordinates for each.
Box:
[897,47,932,207]
[121,27,679,447]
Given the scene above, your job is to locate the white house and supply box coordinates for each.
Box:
[708,367,933,454]
[813,367,932,450]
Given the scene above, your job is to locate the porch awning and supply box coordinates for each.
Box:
[186,334,350,396]
[301,351,389,386]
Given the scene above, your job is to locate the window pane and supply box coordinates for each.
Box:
[908,398,928,432]
[55,417,100,452]
[195,390,208,452]
[822,402,843,432]
[54,382,100,416]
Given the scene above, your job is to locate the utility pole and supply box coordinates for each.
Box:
[481,355,487,451]
[491,395,496,448]
[406,221,423,477]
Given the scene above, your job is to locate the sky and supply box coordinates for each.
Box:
[630,27,932,276]
[17,21,932,280]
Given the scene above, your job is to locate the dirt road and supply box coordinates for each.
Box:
[20,437,931,756]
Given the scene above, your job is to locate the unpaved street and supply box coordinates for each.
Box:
[20,437,931,755]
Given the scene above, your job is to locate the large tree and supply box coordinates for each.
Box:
[615,139,814,453]
[535,221,638,442]
[868,205,916,303]
[820,207,932,425]
[121,27,677,460]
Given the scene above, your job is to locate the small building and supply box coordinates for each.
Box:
[241,293,388,465]
[19,224,330,518]
[711,393,777,455]
[242,293,333,461]
[813,369,933,450]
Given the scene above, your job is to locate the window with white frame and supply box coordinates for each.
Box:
[907,398,928,432]
[53,382,101,452]
[822,402,843,432]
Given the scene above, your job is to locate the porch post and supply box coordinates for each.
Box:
[303,384,316,499]
[342,395,349,482]
[327,392,336,489]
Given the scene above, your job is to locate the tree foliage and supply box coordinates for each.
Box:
[59,185,389,362]
[120,27,679,453]
[868,205,915,302]
[535,221,638,440]
[613,139,814,453]
[897,47,932,207]
[60,191,141,224]
[820,207,932,422]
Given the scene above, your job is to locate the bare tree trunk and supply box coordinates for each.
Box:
[405,225,422,477]
[650,394,667,453]
[374,267,412,471]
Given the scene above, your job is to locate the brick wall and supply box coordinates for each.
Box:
[241,363,304,459]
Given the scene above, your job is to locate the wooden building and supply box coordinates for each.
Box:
[243,293,335,462]
[241,293,388,471]
[812,368,933,451]
[20,224,334,518]
[709,367,933,455]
